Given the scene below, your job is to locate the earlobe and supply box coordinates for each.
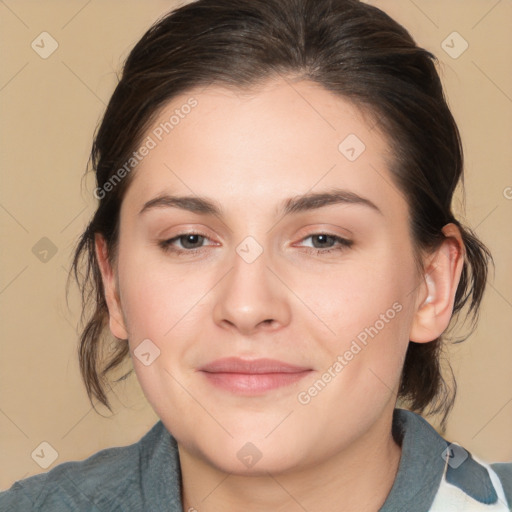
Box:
[409,223,465,343]
[94,233,129,340]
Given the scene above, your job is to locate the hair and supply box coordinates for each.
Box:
[68,0,492,428]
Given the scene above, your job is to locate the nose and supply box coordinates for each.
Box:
[212,243,292,336]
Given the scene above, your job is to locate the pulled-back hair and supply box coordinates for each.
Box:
[68,0,492,428]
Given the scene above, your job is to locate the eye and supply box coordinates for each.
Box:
[158,231,353,257]
[296,233,353,255]
[158,232,215,255]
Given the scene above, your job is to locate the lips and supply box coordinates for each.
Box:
[198,357,312,394]
[200,357,310,374]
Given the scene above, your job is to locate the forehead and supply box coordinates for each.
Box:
[122,78,405,219]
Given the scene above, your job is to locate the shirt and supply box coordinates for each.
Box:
[1,408,511,511]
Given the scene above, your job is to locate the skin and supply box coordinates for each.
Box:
[96,77,464,511]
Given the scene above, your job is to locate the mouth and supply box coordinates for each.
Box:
[198,357,313,395]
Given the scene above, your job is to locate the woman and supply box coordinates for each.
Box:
[2,0,511,510]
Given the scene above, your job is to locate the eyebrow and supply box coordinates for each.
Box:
[139,188,383,218]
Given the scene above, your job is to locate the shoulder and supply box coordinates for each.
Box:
[0,444,138,512]
[0,420,177,511]
[430,455,512,511]
[490,462,512,510]
[388,409,512,511]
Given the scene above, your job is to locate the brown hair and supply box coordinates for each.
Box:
[68,0,492,427]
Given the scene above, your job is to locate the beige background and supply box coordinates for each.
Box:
[1,0,511,490]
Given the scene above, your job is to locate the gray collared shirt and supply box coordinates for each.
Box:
[1,408,511,511]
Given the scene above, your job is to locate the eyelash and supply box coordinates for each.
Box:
[158,232,353,257]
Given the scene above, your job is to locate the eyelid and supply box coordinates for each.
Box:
[293,223,353,239]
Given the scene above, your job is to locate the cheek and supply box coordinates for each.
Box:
[309,247,416,388]
[116,238,205,340]
[306,245,414,339]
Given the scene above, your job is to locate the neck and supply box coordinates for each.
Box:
[178,407,402,512]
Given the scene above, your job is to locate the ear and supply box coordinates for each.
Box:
[94,233,129,340]
[410,223,465,343]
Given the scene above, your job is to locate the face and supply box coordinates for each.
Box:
[103,78,425,474]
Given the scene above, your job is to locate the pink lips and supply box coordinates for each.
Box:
[199,357,312,395]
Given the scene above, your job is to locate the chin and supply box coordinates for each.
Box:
[176,421,309,476]
[205,443,304,476]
